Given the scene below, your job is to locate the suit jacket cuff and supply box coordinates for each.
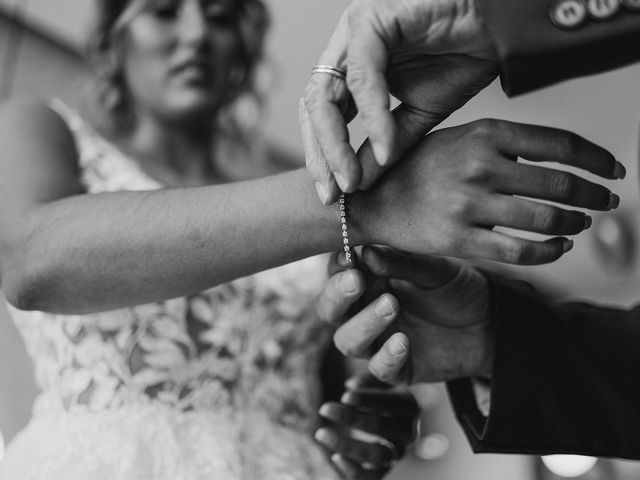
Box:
[475,0,640,95]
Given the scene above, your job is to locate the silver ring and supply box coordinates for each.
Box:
[311,65,347,81]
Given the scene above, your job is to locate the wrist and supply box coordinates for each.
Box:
[345,187,387,247]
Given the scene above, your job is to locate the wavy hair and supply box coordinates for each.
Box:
[85,0,269,138]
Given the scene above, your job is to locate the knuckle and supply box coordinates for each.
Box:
[461,157,490,183]
[448,231,470,257]
[533,206,560,233]
[557,131,582,158]
[500,241,526,264]
[469,118,500,142]
[550,172,575,201]
[448,193,474,219]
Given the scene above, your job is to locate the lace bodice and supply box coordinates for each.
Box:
[3,101,337,479]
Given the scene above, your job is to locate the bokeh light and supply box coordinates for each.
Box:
[542,455,598,478]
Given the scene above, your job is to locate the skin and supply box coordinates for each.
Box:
[301,0,626,202]
[0,0,416,473]
[316,247,493,385]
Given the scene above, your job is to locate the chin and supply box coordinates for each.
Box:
[165,93,223,127]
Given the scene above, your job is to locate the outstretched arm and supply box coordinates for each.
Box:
[0,100,620,314]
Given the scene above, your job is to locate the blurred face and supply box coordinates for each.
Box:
[121,0,243,126]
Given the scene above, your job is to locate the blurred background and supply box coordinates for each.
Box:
[0,1,639,479]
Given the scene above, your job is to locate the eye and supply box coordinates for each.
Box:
[202,1,236,25]
[150,0,180,19]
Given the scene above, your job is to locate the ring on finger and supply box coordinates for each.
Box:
[311,64,347,80]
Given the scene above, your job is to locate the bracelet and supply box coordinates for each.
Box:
[339,193,352,264]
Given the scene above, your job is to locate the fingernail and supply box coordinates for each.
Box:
[334,173,351,192]
[613,161,626,180]
[584,215,592,230]
[344,377,360,390]
[331,453,347,467]
[339,271,358,294]
[607,193,620,210]
[372,141,389,166]
[314,182,330,205]
[563,239,574,253]
[315,428,339,448]
[318,404,332,417]
[375,295,396,319]
[340,392,358,405]
[388,335,408,356]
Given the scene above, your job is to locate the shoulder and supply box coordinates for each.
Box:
[0,96,75,151]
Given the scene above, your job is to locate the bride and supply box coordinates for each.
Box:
[0,0,608,478]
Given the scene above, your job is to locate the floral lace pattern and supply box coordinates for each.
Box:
[0,101,338,480]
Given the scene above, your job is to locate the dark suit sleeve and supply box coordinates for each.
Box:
[447,275,640,459]
[475,0,640,95]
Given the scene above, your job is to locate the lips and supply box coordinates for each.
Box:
[170,57,214,81]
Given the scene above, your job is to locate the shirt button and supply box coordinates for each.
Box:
[621,0,640,11]
[586,0,621,19]
[550,0,588,28]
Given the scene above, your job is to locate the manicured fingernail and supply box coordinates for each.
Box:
[375,295,396,318]
[315,182,330,205]
[334,173,350,192]
[339,271,357,293]
[607,193,620,210]
[613,161,626,180]
[584,215,592,230]
[563,239,574,253]
[389,335,408,356]
[315,428,339,448]
[372,141,389,166]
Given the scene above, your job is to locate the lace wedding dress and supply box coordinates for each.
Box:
[0,101,339,480]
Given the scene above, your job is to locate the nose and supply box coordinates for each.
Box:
[177,0,208,46]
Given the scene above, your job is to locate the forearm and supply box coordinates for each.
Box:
[449,276,640,458]
[6,169,357,314]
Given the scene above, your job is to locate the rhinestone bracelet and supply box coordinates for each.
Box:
[339,193,352,264]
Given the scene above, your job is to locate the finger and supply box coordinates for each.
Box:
[471,194,591,236]
[331,453,389,480]
[357,102,442,190]
[319,403,410,443]
[305,74,361,193]
[319,403,416,449]
[340,391,420,420]
[368,332,410,385]
[315,428,397,466]
[299,98,340,204]
[316,269,366,326]
[305,12,361,195]
[361,246,460,289]
[492,159,618,211]
[344,372,393,391]
[482,120,625,179]
[333,293,399,357]
[347,12,396,167]
[327,250,359,277]
[460,229,574,265]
